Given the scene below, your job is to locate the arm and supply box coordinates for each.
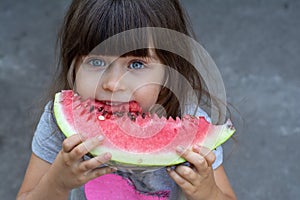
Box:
[213,165,237,200]
[17,134,115,200]
[17,153,69,200]
[167,145,236,200]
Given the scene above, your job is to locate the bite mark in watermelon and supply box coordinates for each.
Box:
[53,90,235,167]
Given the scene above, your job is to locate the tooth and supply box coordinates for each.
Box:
[98,107,103,112]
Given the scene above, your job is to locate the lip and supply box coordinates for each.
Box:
[97,100,132,107]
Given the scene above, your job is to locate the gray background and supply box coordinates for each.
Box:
[1,0,299,199]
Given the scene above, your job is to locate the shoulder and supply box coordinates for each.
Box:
[183,104,210,122]
[34,101,57,135]
[32,101,65,164]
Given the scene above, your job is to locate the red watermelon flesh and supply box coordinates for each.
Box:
[53,90,235,166]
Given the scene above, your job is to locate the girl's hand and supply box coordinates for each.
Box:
[167,145,220,200]
[48,134,116,193]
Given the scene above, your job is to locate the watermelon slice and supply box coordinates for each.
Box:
[53,90,235,167]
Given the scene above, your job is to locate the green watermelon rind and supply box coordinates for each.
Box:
[53,92,235,167]
[54,92,77,138]
[88,120,235,166]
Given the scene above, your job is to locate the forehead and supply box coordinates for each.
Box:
[87,48,160,61]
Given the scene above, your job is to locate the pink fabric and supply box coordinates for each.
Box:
[85,174,168,200]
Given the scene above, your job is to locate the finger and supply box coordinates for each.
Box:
[62,134,86,153]
[86,166,117,180]
[167,167,194,191]
[78,153,112,172]
[69,135,104,161]
[193,145,216,167]
[173,165,198,185]
[176,146,208,173]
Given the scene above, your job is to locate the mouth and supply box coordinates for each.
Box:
[100,101,130,107]
[95,100,142,114]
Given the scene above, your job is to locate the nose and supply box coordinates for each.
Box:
[101,65,126,92]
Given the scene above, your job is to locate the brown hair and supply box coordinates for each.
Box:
[48,0,223,121]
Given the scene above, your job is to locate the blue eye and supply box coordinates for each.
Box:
[129,61,144,69]
[89,59,106,67]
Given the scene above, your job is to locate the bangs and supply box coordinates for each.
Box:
[121,49,150,58]
[62,0,191,65]
[89,28,155,57]
[76,0,157,57]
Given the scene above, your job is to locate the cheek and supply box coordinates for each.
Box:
[75,68,101,99]
[133,85,161,111]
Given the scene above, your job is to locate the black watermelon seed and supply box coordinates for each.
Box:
[89,105,95,113]
[127,112,136,121]
[130,115,136,121]
[142,113,146,118]
[114,112,124,117]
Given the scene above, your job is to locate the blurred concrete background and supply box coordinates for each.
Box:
[1,0,299,199]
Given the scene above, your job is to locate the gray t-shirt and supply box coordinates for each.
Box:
[32,101,223,200]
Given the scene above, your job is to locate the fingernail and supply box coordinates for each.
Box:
[193,144,200,151]
[104,153,111,160]
[97,135,104,141]
[110,167,118,171]
[176,146,184,153]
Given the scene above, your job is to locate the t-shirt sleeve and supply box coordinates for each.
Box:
[32,101,66,164]
[187,106,223,170]
[211,146,223,169]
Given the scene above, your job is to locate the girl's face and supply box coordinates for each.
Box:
[74,50,165,112]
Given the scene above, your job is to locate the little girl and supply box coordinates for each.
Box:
[17,0,236,199]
